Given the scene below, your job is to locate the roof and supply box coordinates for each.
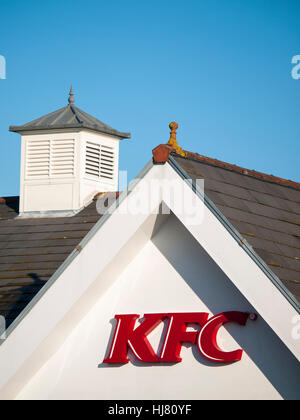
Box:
[9,104,131,139]
[0,194,117,328]
[171,152,300,304]
[1,145,299,329]
[1,157,300,400]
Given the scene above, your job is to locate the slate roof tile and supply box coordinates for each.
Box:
[174,154,300,303]
[0,196,111,327]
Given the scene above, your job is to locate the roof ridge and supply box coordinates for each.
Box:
[152,144,300,190]
[181,150,300,191]
[0,196,19,203]
[72,105,121,133]
[69,105,83,124]
[51,105,72,126]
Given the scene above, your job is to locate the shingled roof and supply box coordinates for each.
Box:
[1,147,299,329]
[173,152,300,304]
[9,88,130,139]
[0,195,116,328]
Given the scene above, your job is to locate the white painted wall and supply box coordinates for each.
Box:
[16,213,300,400]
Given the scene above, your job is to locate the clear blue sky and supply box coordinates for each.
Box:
[0,0,299,196]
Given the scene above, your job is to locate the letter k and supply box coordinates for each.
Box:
[103,314,165,363]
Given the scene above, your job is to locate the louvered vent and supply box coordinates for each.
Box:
[85,141,115,181]
[51,139,75,177]
[26,139,75,179]
[26,139,50,178]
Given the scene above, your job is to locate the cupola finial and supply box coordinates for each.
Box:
[68,85,75,104]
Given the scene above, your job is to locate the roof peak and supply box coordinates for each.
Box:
[9,92,131,139]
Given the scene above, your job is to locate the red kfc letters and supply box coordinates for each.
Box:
[103,311,255,364]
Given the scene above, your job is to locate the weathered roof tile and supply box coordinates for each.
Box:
[0,195,114,327]
[173,153,300,303]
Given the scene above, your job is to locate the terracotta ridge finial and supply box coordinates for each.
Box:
[152,122,187,164]
[167,122,186,157]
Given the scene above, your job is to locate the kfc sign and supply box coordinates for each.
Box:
[103,311,257,364]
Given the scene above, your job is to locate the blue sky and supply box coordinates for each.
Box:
[0,0,299,196]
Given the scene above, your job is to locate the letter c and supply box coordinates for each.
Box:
[197,312,249,363]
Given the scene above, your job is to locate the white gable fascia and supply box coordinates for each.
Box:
[0,160,299,399]
[161,162,300,360]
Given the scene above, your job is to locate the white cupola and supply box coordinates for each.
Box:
[9,87,130,217]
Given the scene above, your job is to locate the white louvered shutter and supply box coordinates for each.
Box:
[26,139,50,178]
[25,139,75,179]
[85,141,115,181]
[50,139,75,177]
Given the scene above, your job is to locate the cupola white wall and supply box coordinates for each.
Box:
[19,129,120,216]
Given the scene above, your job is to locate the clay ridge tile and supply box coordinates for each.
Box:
[179,151,300,191]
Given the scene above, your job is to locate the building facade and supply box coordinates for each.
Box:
[0,92,299,400]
